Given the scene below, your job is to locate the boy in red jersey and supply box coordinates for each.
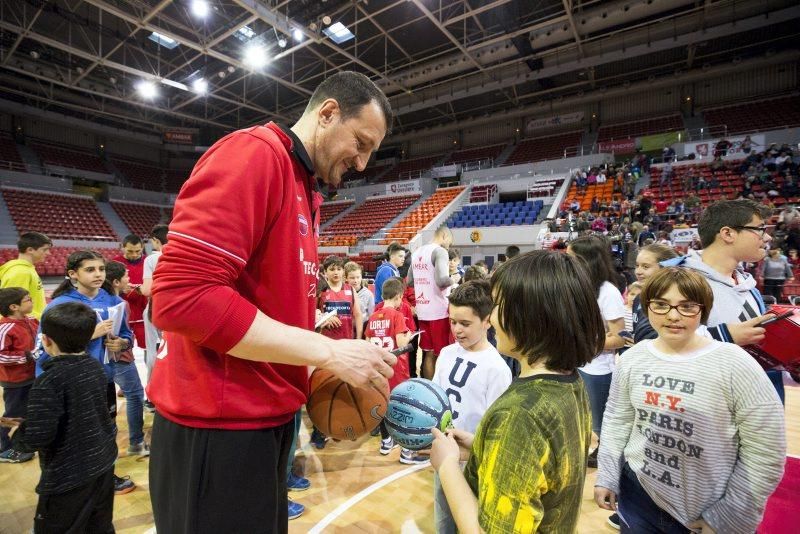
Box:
[318,256,363,341]
[365,278,418,463]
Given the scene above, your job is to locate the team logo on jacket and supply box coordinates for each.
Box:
[298,214,309,236]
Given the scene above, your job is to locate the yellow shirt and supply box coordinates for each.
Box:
[0,259,45,319]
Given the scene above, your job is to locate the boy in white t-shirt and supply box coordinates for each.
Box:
[139,224,168,411]
[432,280,512,534]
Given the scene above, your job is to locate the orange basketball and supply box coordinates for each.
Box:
[306,369,389,441]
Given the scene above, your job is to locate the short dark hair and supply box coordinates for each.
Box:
[104,260,127,284]
[122,234,143,247]
[387,242,405,257]
[41,302,97,354]
[567,235,619,295]
[305,71,392,134]
[0,287,29,316]
[490,251,605,371]
[448,280,492,320]
[698,199,769,248]
[448,248,461,261]
[505,245,520,259]
[381,277,405,301]
[17,231,52,253]
[640,267,713,324]
[322,255,346,271]
[463,265,487,282]
[150,224,169,244]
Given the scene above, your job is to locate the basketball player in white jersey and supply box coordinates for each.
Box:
[408,226,456,379]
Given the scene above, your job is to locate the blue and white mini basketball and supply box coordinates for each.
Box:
[384,378,452,450]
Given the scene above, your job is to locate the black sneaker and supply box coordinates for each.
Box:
[607,513,621,530]
[113,474,135,495]
[0,449,35,463]
[587,446,598,468]
[143,400,155,413]
[310,428,327,449]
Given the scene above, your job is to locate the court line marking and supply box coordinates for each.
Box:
[308,462,431,533]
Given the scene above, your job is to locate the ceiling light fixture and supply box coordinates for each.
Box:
[293,28,304,41]
[136,80,158,99]
[190,0,210,18]
[192,78,208,94]
[243,44,268,69]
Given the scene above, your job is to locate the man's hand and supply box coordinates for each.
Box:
[687,518,716,533]
[105,335,128,352]
[93,320,114,340]
[727,314,774,346]
[323,339,396,390]
[594,487,618,511]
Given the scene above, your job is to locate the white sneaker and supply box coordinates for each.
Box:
[128,441,150,457]
[379,437,398,455]
[399,448,430,465]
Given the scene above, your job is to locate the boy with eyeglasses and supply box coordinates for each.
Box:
[662,199,785,402]
[595,267,785,534]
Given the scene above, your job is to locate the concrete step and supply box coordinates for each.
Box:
[0,192,18,246]
[96,201,131,240]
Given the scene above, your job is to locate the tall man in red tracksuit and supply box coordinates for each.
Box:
[147,71,397,534]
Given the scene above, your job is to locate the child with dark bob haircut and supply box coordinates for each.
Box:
[595,267,785,533]
[431,250,606,533]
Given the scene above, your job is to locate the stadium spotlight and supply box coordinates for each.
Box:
[243,44,268,69]
[192,78,208,94]
[293,28,304,42]
[278,38,287,48]
[191,0,210,18]
[136,80,158,99]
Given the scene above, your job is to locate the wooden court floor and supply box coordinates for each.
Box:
[1,379,798,533]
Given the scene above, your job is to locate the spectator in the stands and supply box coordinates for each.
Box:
[591,216,607,233]
[779,205,800,228]
[597,170,607,184]
[654,197,669,214]
[781,178,798,199]
[740,135,756,154]
[787,249,799,269]
[590,197,600,213]
[772,222,788,252]
[576,171,588,195]
[685,193,701,211]
[569,198,580,213]
[708,173,720,190]
[637,225,655,246]
[714,138,731,158]
[673,216,690,229]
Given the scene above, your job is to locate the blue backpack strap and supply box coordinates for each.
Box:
[750,288,767,314]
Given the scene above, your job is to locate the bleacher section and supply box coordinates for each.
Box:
[320,200,355,226]
[646,161,800,207]
[597,114,684,142]
[445,144,504,165]
[111,201,170,238]
[448,200,543,228]
[165,169,191,192]
[504,131,583,166]
[31,141,107,174]
[319,193,420,247]
[377,155,441,183]
[343,164,392,184]
[111,158,164,191]
[703,96,800,136]
[2,188,117,241]
[469,184,497,203]
[0,246,118,277]
[382,186,465,244]
[562,180,614,212]
[0,134,25,169]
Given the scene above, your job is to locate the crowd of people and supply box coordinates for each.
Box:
[0,70,794,534]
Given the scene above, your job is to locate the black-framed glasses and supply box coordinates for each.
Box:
[731,225,768,238]
[648,301,703,317]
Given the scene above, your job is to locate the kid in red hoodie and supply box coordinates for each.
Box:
[0,287,38,462]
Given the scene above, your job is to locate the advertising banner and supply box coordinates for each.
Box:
[640,131,684,152]
[525,111,584,134]
[598,138,637,154]
[683,134,765,159]
[163,128,197,145]
[670,227,699,244]
[386,180,420,194]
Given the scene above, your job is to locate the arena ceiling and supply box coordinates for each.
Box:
[0,0,798,143]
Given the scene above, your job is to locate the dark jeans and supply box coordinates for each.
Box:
[1,384,30,451]
[578,371,612,435]
[150,413,293,534]
[763,279,786,303]
[34,468,115,534]
[618,463,690,534]
[766,369,785,406]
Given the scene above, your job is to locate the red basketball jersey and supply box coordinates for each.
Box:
[365,306,410,390]
[319,286,356,340]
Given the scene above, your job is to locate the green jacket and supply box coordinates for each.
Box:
[0,259,45,319]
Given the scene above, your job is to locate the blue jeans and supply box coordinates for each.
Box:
[109,361,144,446]
[434,471,457,534]
[578,371,612,435]
[766,369,785,406]
[618,463,690,533]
